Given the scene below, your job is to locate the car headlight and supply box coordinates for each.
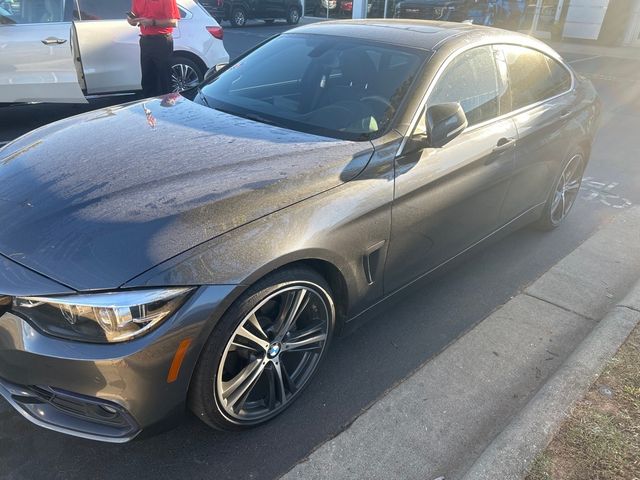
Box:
[12,288,193,343]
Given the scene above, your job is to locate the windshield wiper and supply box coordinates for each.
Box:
[214,108,281,128]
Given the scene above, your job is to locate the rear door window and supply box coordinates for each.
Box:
[428,45,506,127]
[76,0,131,20]
[502,45,572,111]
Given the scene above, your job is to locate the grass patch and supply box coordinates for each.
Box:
[525,324,640,480]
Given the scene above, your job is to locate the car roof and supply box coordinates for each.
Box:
[288,19,553,56]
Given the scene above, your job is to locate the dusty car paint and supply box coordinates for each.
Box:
[0,97,373,290]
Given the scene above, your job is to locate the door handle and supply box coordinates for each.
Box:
[485,137,516,165]
[560,109,572,119]
[492,137,516,153]
[41,37,67,45]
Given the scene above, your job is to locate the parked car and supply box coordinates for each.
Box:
[304,0,339,17]
[338,0,372,17]
[202,0,302,27]
[394,0,495,25]
[0,20,600,441]
[0,0,229,103]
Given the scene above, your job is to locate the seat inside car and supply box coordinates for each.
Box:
[40,0,62,22]
[326,48,377,102]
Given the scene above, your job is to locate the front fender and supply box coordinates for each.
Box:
[124,144,396,318]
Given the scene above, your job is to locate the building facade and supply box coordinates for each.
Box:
[506,0,640,46]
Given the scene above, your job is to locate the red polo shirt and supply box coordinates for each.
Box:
[132,0,180,36]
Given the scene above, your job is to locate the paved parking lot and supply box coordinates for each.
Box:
[2,25,640,480]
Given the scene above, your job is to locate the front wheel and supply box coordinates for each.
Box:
[286,6,301,24]
[535,149,585,230]
[189,267,335,430]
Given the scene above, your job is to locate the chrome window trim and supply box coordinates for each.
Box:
[397,41,576,157]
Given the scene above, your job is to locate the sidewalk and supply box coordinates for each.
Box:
[280,207,640,480]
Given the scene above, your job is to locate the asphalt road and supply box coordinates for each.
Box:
[1,26,640,480]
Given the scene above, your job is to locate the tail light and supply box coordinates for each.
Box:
[206,26,224,40]
[217,0,223,6]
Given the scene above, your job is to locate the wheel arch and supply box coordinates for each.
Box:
[184,251,354,366]
[171,50,208,78]
[182,254,352,405]
[577,138,592,162]
[238,253,353,327]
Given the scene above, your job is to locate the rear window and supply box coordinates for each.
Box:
[502,45,572,111]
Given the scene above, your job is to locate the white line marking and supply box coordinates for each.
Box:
[568,54,602,64]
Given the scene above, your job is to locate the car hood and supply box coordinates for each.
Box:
[0,96,373,291]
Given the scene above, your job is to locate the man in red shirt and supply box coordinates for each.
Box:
[128,0,181,97]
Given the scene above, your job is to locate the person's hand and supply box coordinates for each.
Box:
[136,17,154,27]
[127,16,139,26]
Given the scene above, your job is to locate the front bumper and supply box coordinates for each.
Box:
[0,284,237,442]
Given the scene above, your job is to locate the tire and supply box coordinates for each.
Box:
[188,267,336,430]
[170,56,204,92]
[230,7,247,27]
[535,148,586,231]
[286,6,301,24]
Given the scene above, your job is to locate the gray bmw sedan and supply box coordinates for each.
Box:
[0,20,600,442]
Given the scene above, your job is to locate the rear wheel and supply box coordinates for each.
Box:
[170,56,203,92]
[189,267,335,430]
[230,7,247,27]
[286,6,301,24]
[535,149,585,230]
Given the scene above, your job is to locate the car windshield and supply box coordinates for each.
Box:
[196,33,427,141]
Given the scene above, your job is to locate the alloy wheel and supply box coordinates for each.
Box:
[233,9,246,26]
[550,154,584,226]
[215,284,332,423]
[288,8,300,23]
[170,63,200,92]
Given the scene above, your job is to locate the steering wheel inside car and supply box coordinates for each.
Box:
[361,95,396,120]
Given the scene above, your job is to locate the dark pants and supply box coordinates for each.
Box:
[140,34,173,97]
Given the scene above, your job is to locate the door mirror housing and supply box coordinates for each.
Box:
[426,102,468,148]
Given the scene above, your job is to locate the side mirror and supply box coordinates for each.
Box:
[204,62,229,82]
[426,102,468,148]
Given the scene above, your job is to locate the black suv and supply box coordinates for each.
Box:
[200,0,302,26]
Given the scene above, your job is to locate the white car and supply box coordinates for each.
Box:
[0,0,229,103]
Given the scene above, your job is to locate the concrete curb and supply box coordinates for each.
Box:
[461,281,640,480]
